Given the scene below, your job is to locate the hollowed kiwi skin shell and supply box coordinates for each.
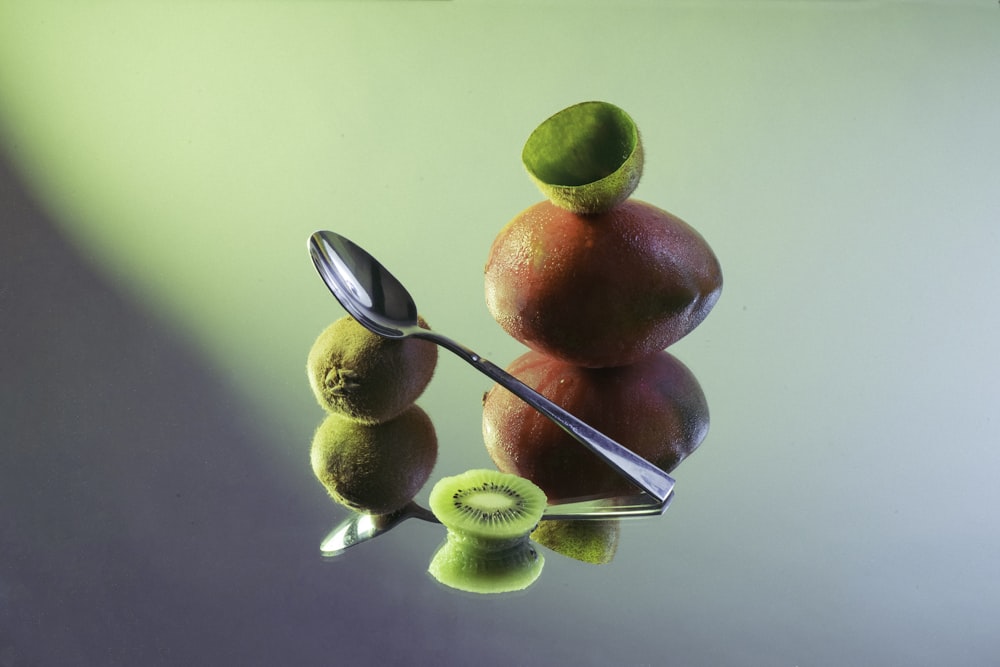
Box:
[522,100,643,214]
[484,199,722,368]
[482,349,709,502]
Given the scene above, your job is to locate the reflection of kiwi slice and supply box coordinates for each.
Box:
[428,469,547,545]
[306,314,438,424]
[310,405,437,515]
[531,519,620,565]
[428,537,544,595]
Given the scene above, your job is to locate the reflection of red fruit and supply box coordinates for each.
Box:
[484,199,722,368]
[482,350,709,501]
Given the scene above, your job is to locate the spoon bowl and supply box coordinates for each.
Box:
[309,232,421,339]
[308,230,676,504]
[320,501,437,558]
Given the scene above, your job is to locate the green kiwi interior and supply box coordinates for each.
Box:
[429,469,547,543]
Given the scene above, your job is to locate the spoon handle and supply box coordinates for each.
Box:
[417,331,676,502]
[543,491,674,520]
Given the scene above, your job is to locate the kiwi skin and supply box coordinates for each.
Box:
[306,314,438,424]
[522,100,643,215]
[310,404,437,515]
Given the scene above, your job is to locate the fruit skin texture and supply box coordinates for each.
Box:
[310,405,438,515]
[307,314,438,424]
[482,349,709,502]
[484,199,722,368]
[531,519,620,565]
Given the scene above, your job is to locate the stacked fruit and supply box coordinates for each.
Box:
[482,101,721,503]
[302,101,721,590]
[306,315,439,515]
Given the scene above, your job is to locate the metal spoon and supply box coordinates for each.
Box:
[320,492,674,558]
[308,230,676,503]
[320,501,436,558]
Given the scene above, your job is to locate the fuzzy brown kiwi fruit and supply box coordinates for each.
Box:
[307,314,438,424]
[310,405,437,515]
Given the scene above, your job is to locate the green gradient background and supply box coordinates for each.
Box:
[2,2,1000,665]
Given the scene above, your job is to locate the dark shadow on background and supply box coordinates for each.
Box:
[0,153,368,665]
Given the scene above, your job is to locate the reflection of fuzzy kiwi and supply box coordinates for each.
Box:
[427,469,547,594]
[310,405,437,515]
[531,519,620,565]
[306,314,438,424]
[428,537,544,595]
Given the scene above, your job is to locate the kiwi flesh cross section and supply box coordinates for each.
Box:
[427,469,548,594]
[428,469,547,546]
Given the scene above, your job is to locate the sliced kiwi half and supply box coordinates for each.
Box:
[522,100,643,214]
[427,470,547,593]
[428,469,547,546]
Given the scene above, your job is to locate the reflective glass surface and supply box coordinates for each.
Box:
[2,3,999,665]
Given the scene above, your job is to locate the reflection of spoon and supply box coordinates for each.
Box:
[321,501,437,558]
[308,230,676,503]
[320,492,674,557]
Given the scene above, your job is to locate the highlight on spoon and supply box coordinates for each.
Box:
[321,512,379,557]
[327,249,374,309]
[320,501,438,557]
[308,231,419,338]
